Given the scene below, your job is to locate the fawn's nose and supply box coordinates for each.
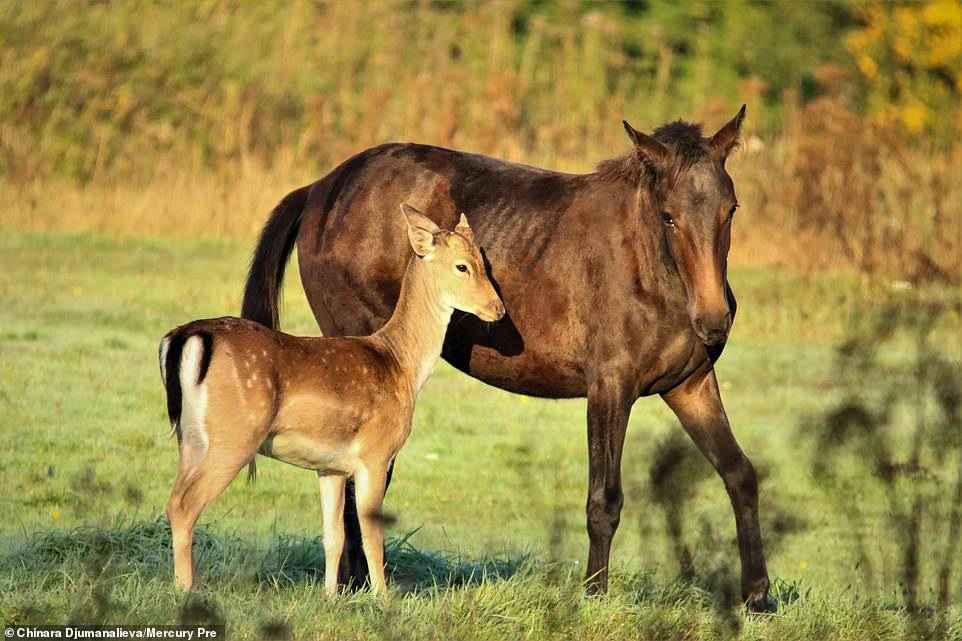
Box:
[487,300,505,321]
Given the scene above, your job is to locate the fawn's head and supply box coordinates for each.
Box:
[400,204,505,322]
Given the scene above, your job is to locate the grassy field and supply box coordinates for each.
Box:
[1,229,960,640]
[2,2,959,638]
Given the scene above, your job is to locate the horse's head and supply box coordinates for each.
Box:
[622,106,745,346]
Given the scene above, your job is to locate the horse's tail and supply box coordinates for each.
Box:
[241,185,311,330]
[239,185,309,483]
[158,328,214,443]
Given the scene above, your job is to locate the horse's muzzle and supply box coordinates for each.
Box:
[693,311,732,346]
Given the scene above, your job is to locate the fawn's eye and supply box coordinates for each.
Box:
[660,212,676,227]
[456,264,469,273]
[727,204,738,223]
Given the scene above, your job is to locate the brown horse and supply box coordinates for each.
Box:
[241,106,771,610]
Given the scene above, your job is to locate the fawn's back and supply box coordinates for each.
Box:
[164,317,411,475]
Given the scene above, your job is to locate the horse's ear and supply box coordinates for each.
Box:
[400,204,440,257]
[623,120,669,169]
[710,104,746,160]
[455,212,475,241]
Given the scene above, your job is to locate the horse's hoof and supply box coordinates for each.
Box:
[584,577,608,596]
[744,579,774,613]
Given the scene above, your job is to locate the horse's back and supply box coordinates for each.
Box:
[303,142,577,231]
[296,142,471,337]
[295,142,592,396]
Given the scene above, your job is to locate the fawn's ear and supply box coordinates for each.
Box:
[455,213,475,242]
[400,204,440,257]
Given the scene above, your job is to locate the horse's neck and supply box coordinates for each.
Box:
[375,258,452,396]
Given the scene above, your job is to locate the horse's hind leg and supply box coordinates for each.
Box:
[662,367,771,612]
[339,479,367,588]
[166,430,254,590]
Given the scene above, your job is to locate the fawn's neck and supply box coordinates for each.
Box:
[375,257,452,397]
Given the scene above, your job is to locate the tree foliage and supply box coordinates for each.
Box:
[845,0,962,134]
[0,0,956,181]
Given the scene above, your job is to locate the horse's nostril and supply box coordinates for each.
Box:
[693,312,730,345]
[693,316,709,337]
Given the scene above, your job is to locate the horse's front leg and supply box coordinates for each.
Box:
[662,366,771,612]
[584,372,634,594]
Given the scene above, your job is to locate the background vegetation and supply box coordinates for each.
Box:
[1,1,960,639]
[2,0,960,279]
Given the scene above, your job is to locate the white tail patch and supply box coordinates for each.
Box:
[179,335,210,472]
[157,336,177,438]
[159,336,171,384]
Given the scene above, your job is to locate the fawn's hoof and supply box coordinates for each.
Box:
[174,577,195,591]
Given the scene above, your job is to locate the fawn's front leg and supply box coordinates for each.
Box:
[354,461,390,595]
[318,472,347,595]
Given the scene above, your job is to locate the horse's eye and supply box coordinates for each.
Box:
[456,264,469,273]
[727,204,738,223]
[660,212,676,227]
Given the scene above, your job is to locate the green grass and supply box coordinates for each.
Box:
[0,229,959,640]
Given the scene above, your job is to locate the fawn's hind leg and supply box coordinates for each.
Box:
[318,472,347,595]
[167,438,253,589]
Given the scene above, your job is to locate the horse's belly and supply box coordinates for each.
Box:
[454,342,587,399]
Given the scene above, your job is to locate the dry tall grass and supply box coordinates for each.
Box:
[2,1,959,283]
[4,102,958,284]
[732,96,961,281]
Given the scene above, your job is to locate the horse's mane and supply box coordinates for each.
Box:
[594,120,710,184]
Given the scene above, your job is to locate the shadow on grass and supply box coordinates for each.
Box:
[0,517,532,594]
[799,294,962,640]
[259,526,532,592]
